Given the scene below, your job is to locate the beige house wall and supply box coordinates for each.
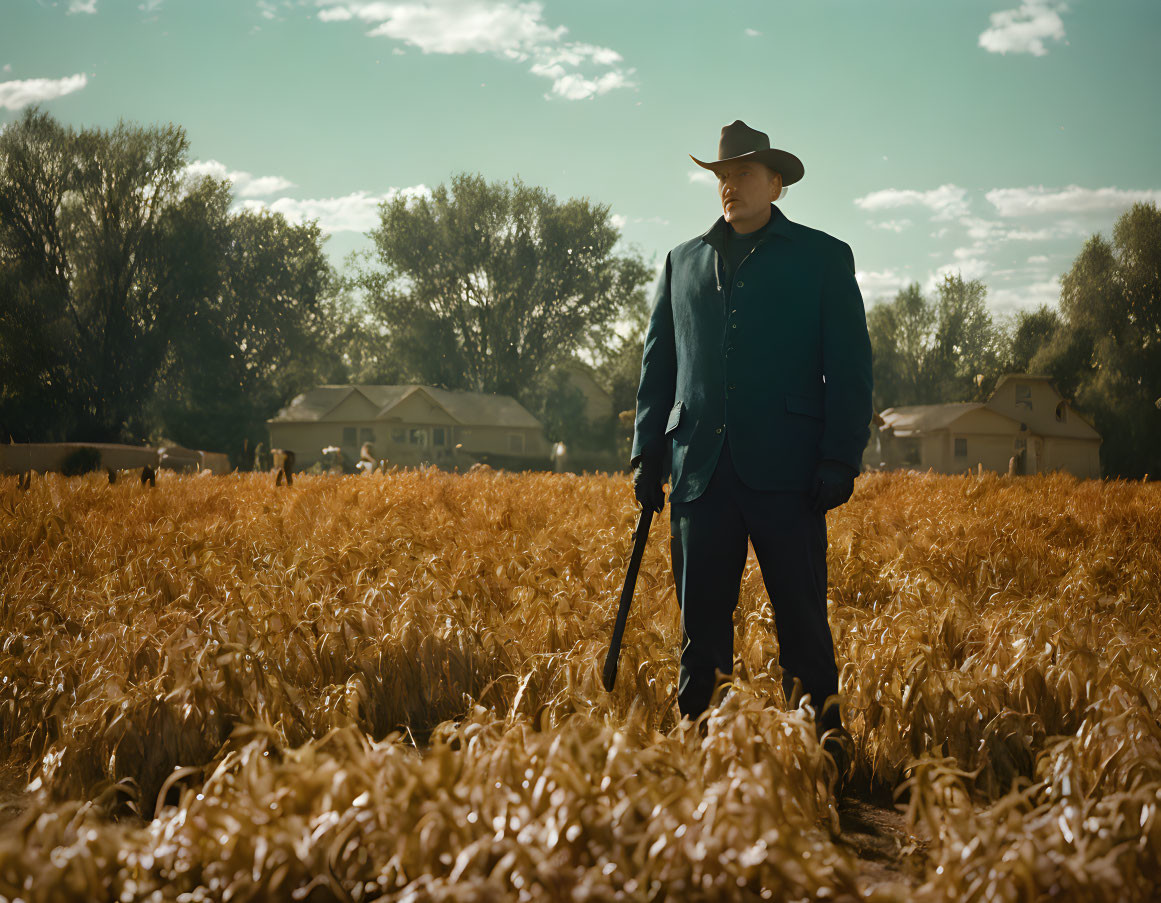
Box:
[1043,437,1101,478]
[1,443,161,474]
[328,391,381,422]
[945,433,1022,474]
[269,420,547,469]
[987,377,1098,440]
[560,366,614,424]
[920,434,943,469]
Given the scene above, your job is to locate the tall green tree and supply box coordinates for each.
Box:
[150,192,338,459]
[1031,202,1161,477]
[357,172,650,408]
[0,108,200,441]
[1003,304,1062,374]
[0,108,339,455]
[866,282,936,410]
[865,274,1002,409]
[931,273,1007,402]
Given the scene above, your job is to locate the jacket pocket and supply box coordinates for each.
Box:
[665,400,684,434]
[785,393,824,420]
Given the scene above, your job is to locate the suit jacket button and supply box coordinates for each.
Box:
[715,427,723,434]
[736,281,744,288]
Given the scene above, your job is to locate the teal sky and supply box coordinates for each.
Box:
[4,0,1160,318]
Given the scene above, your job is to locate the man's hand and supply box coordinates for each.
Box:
[632,455,666,513]
[809,459,858,513]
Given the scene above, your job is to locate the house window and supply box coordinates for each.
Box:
[342,427,356,446]
[954,437,967,457]
[432,427,446,447]
[901,438,920,466]
[1016,384,1032,410]
[391,428,406,444]
[1056,402,1066,422]
[409,428,427,446]
[508,433,525,453]
[359,428,375,444]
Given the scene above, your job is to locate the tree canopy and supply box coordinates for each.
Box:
[357,172,650,406]
[0,108,337,458]
[866,273,1005,411]
[1029,202,1161,477]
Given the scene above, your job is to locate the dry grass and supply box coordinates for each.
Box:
[0,467,1158,901]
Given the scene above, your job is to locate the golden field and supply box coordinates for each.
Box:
[0,468,1159,902]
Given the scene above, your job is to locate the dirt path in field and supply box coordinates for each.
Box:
[837,791,927,895]
[0,758,31,829]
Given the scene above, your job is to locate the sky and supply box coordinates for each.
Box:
[3,0,1160,321]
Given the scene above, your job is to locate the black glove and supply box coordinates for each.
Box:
[809,459,857,513]
[632,455,666,513]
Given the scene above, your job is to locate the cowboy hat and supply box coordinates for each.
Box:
[690,120,805,186]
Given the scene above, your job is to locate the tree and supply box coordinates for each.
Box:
[151,196,338,460]
[1031,202,1161,477]
[1003,304,1061,373]
[864,274,1002,409]
[0,108,197,442]
[928,273,1005,402]
[866,282,936,410]
[0,108,339,456]
[357,172,650,408]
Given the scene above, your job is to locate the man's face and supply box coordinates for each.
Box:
[716,160,782,232]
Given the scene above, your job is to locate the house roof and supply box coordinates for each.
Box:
[879,403,996,434]
[268,385,542,430]
[411,386,542,429]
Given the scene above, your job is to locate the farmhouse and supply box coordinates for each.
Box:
[266,384,550,470]
[874,374,1101,478]
[554,358,614,425]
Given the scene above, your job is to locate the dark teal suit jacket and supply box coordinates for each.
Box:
[631,204,873,504]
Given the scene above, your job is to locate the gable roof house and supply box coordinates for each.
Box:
[874,374,1101,478]
[267,385,549,470]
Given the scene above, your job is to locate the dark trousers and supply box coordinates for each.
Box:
[669,439,842,734]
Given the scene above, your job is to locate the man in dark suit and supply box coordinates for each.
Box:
[632,121,873,754]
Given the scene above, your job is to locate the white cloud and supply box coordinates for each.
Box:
[2,65,10,74]
[688,170,716,186]
[926,256,992,293]
[183,159,296,197]
[856,268,911,302]
[0,74,88,111]
[316,1,633,100]
[989,276,1062,315]
[610,213,627,230]
[67,0,98,13]
[986,184,1161,217]
[744,28,761,37]
[1027,254,1050,264]
[241,184,431,233]
[979,1,1068,57]
[854,183,970,221]
[870,218,912,233]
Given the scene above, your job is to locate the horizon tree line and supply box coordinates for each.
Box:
[2,108,1158,477]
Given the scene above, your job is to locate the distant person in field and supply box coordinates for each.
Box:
[358,441,377,475]
[551,440,569,473]
[631,120,873,761]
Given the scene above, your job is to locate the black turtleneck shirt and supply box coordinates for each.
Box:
[723,211,778,301]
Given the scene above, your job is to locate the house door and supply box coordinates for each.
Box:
[1014,437,1028,475]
